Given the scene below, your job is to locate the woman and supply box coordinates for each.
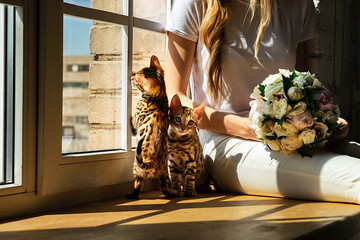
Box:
[165,0,360,203]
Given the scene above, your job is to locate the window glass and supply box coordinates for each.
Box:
[0,4,5,184]
[0,3,21,185]
[134,0,167,24]
[64,0,124,15]
[131,28,166,147]
[63,15,124,153]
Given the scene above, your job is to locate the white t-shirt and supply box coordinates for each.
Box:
[166,0,318,116]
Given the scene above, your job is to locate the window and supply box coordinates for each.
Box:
[0,2,23,187]
[62,0,169,154]
[66,64,90,72]
[34,0,171,196]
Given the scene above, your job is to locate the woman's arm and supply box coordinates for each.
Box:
[165,32,257,140]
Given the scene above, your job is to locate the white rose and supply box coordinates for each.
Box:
[273,98,288,119]
[273,120,297,137]
[263,73,282,85]
[264,81,286,101]
[265,139,281,151]
[250,85,262,100]
[287,101,307,117]
[323,110,338,123]
[279,69,292,78]
[312,78,324,89]
[314,122,328,140]
[255,120,275,139]
[299,129,316,145]
[304,72,316,85]
[248,99,264,129]
[262,100,274,118]
[293,75,307,89]
[287,86,304,101]
[280,135,304,153]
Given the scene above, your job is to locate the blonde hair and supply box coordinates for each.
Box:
[200,0,275,104]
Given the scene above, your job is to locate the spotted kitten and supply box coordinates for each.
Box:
[168,94,211,197]
[128,55,171,199]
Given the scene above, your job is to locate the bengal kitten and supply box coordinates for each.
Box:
[168,94,211,197]
[128,55,171,199]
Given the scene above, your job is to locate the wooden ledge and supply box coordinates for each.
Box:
[0,191,360,240]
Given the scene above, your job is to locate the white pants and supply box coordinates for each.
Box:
[199,130,360,204]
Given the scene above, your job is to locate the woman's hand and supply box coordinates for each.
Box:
[326,117,349,148]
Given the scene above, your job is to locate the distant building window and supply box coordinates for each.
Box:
[63,82,89,88]
[76,116,88,124]
[67,64,89,72]
[62,126,75,137]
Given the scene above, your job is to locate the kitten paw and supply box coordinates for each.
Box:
[184,190,197,197]
[165,189,180,198]
[126,192,139,199]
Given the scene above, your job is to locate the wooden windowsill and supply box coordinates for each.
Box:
[0,190,360,240]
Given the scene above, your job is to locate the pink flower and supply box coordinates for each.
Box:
[291,109,314,131]
[315,90,333,112]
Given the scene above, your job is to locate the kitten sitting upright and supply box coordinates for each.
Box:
[128,55,171,199]
[168,94,211,197]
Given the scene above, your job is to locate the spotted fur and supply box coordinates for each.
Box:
[168,94,211,197]
[127,55,171,199]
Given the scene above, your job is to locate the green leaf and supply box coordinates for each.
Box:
[282,76,293,92]
[325,120,344,133]
[290,69,298,80]
[258,83,265,97]
[261,118,272,127]
[276,116,286,127]
[289,102,297,109]
[312,111,324,122]
[266,135,277,141]
[298,145,313,158]
[305,88,321,110]
[306,88,321,102]
[311,138,328,147]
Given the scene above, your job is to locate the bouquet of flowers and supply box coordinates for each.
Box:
[249,69,342,157]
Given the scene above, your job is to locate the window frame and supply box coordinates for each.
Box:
[38,0,170,196]
[0,0,37,198]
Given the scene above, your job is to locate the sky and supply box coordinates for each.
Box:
[63,0,93,56]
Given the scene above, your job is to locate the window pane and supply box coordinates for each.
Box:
[132,28,166,148]
[0,4,19,185]
[0,4,5,183]
[134,0,167,24]
[64,0,124,15]
[63,16,124,154]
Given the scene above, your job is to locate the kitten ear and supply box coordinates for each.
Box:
[170,94,182,114]
[194,102,206,120]
[150,55,163,71]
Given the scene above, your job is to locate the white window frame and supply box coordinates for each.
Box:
[38,0,170,196]
[0,0,25,193]
[0,4,5,184]
[0,0,172,219]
